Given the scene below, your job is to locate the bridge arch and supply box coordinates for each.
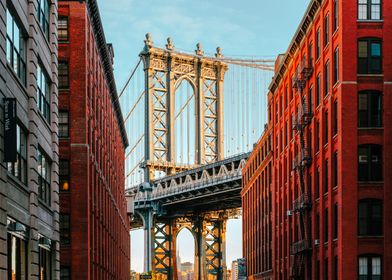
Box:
[176,227,196,279]
[174,78,196,166]
[174,75,196,90]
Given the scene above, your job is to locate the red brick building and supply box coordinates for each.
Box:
[242,0,392,279]
[58,1,130,279]
[242,125,273,279]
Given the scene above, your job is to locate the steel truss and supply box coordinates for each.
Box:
[140,34,228,181]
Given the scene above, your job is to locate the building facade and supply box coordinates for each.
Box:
[242,125,273,280]
[58,1,130,279]
[243,0,392,279]
[0,0,59,279]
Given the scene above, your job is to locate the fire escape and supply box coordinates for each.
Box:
[290,56,313,279]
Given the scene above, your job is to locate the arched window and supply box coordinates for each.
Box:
[358,91,382,127]
[358,199,382,236]
[358,144,382,181]
[358,254,382,280]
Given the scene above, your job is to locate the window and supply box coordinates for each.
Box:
[37,0,50,39]
[358,38,382,74]
[358,144,382,181]
[358,91,382,127]
[333,152,338,188]
[315,121,320,152]
[37,63,51,121]
[37,148,51,204]
[316,73,321,106]
[324,208,329,242]
[333,48,339,84]
[358,0,381,20]
[59,160,70,191]
[333,0,339,32]
[59,62,69,89]
[315,167,320,199]
[39,247,51,280]
[324,159,329,194]
[6,10,27,84]
[324,61,330,96]
[333,100,338,135]
[359,255,382,280]
[59,111,69,138]
[324,110,329,144]
[325,258,329,280]
[316,28,321,59]
[7,233,27,280]
[358,199,382,236]
[7,124,27,184]
[60,214,70,245]
[316,212,320,239]
[308,87,313,114]
[333,203,338,239]
[324,15,329,47]
[285,86,288,109]
[309,42,313,66]
[60,267,70,280]
[58,17,68,41]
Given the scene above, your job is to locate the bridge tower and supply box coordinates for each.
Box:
[290,56,314,279]
[135,34,230,280]
[140,34,228,182]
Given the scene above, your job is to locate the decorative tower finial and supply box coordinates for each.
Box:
[144,33,153,50]
[195,43,204,56]
[166,37,174,51]
[215,47,223,58]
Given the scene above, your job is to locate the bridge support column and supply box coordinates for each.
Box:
[139,209,155,273]
[153,219,178,280]
[192,215,228,280]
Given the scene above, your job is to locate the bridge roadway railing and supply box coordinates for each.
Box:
[126,152,250,205]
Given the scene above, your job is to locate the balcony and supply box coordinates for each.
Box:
[292,107,313,131]
[293,193,312,212]
[291,56,313,91]
[292,149,312,171]
[290,239,312,255]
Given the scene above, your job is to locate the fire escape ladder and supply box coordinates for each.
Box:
[290,56,313,279]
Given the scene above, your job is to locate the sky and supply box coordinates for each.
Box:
[96,0,309,273]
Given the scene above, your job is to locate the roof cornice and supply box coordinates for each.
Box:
[86,0,129,148]
[269,0,322,94]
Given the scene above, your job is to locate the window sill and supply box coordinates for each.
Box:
[357,19,383,23]
[7,173,29,194]
[357,74,384,78]
[358,181,384,185]
[37,22,51,50]
[38,199,54,214]
[357,127,384,130]
[7,64,28,97]
[358,235,383,239]
[37,111,52,131]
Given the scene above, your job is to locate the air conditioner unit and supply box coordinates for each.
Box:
[314,239,320,246]
[287,210,293,217]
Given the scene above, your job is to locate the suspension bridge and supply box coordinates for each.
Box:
[122,33,274,280]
